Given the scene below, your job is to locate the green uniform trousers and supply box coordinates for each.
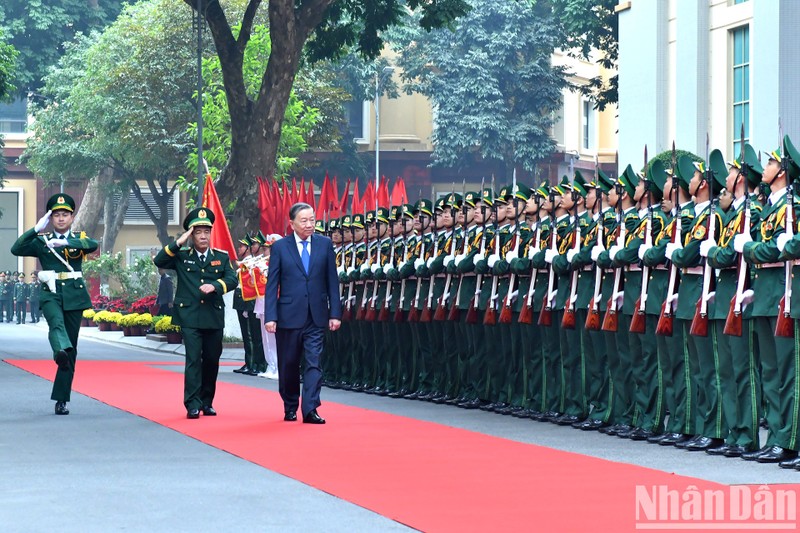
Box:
[182,327,223,411]
[41,298,82,402]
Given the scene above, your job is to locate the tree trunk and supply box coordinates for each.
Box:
[74,167,115,240]
[102,182,131,252]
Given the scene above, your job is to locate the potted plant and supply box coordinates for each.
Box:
[119,313,139,336]
[93,310,113,331]
[107,312,124,331]
[133,313,152,336]
[155,316,182,344]
[82,309,97,327]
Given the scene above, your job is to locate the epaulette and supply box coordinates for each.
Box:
[213,248,229,255]
[752,204,763,212]
[579,218,589,227]
[680,208,694,218]
[603,211,616,220]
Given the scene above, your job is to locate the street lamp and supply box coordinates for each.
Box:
[375,66,394,212]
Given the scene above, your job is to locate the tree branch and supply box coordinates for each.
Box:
[237,0,263,55]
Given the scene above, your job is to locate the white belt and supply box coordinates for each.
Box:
[682,267,703,275]
[756,262,784,269]
[625,266,642,272]
[56,272,83,280]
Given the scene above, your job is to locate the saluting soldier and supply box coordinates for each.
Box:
[11,194,98,415]
[153,207,237,419]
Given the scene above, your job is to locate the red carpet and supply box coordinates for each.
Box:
[7,359,800,532]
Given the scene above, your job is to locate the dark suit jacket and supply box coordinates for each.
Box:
[264,233,342,329]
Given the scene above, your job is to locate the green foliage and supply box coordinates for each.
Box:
[651,149,703,171]
[391,0,568,177]
[82,251,158,301]
[0,0,124,94]
[550,0,618,110]
[0,31,17,101]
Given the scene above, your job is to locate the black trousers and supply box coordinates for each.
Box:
[181,327,223,411]
[275,315,325,417]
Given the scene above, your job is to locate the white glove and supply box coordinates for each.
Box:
[383,263,393,274]
[346,267,356,276]
[527,246,537,259]
[242,311,248,318]
[612,290,625,308]
[414,258,425,270]
[566,249,578,263]
[733,233,751,253]
[46,238,69,248]
[444,255,456,267]
[666,292,679,311]
[777,232,792,253]
[35,210,52,232]
[705,291,716,304]
[505,249,519,262]
[544,249,557,264]
[638,243,653,261]
[426,257,435,268]
[590,246,602,262]
[360,263,370,273]
[487,254,501,268]
[699,239,715,258]
[608,245,621,261]
[665,242,681,261]
[454,253,466,264]
[739,289,755,310]
[371,263,380,273]
[473,254,484,266]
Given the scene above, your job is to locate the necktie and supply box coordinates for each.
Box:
[199,253,206,263]
[301,240,310,274]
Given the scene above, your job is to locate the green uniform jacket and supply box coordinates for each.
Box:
[742,192,788,317]
[153,243,237,329]
[10,228,98,311]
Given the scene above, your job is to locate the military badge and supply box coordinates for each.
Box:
[693,225,707,240]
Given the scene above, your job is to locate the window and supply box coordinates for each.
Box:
[732,25,749,157]
[0,97,27,134]
[733,0,748,4]
[111,186,180,226]
[582,100,594,150]
[343,100,369,143]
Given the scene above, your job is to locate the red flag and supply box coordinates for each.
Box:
[316,174,330,218]
[362,180,376,213]
[291,177,298,204]
[298,178,307,204]
[350,179,361,214]
[202,176,238,261]
[338,178,350,218]
[306,179,316,214]
[391,176,408,206]
[270,179,281,235]
[257,177,272,235]
[282,180,291,235]
[377,176,390,208]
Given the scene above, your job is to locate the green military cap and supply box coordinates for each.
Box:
[329,217,340,231]
[182,207,215,230]
[250,231,265,245]
[389,205,402,220]
[351,213,365,228]
[402,204,415,218]
[617,164,639,197]
[569,172,588,197]
[17,273,24,279]
[340,214,353,229]
[574,170,594,191]
[446,193,463,209]
[676,155,696,193]
[513,183,531,201]
[46,194,76,213]
[314,220,326,234]
[551,175,570,196]
[533,183,549,200]
[737,143,763,187]
[647,159,667,195]
[434,197,449,212]
[707,149,728,195]
[375,207,390,223]
[481,188,495,206]
[414,198,433,216]
[596,168,614,193]
[365,210,376,225]
[495,186,511,205]
[238,235,252,246]
[782,134,800,180]
[463,191,480,208]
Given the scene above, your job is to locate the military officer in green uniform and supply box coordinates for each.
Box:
[153,207,237,419]
[14,273,28,324]
[11,194,98,415]
[29,272,41,323]
[0,271,12,322]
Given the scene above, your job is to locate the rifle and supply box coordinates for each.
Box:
[342,220,357,322]
[586,157,604,330]
[484,177,500,325]
[394,222,410,323]
[519,210,542,325]
[378,209,396,322]
[776,130,794,337]
[538,187,557,327]
[419,201,439,323]
[562,163,580,329]
[448,179,471,322]
[467,182,488,324]
[656,142,680,336]
[500,171,521,324]
[355,207,371,321]
[630,146,651,334]
[601,179,626,332]
[724,125,749,336]
[407,227,426,323]
[690,134,715,337]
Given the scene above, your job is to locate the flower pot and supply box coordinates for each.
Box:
[131,326,144,336]
[166,332,182,344]
[98,322,111,332]
[122,326,132,337]
[87,319,97,327]
[110,323,122,332]
[81,318,89,327]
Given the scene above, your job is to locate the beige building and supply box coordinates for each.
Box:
[1,51,617,269]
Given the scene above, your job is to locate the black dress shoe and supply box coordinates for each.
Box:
[187,409,200,419]
[303,410,326,424]
[647,433,669,444]
[658,433,689,446]
[431,394,449,404]
[722,445,750,458]
[629,428,657,441]
[201,406,217,416]
[55,349,72,371]
[741,444,773,461]
[778,456,800,469]
[685,437,723,452]
[674,435,702,449]
[479,402,498,412]
[244,368,259,376]
[233,365,249,374]
[458,398,483,410]
[54,401,69,415]
[755,446,797,463]
[284,411,297,422]
[555,414,580,426]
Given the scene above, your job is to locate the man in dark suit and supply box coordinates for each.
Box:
[265,202,342,424]
[153,207,237,419]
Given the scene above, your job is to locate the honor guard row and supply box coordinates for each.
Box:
[318,133,800,470]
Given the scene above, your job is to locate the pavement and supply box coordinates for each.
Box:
[2,320,800,532]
